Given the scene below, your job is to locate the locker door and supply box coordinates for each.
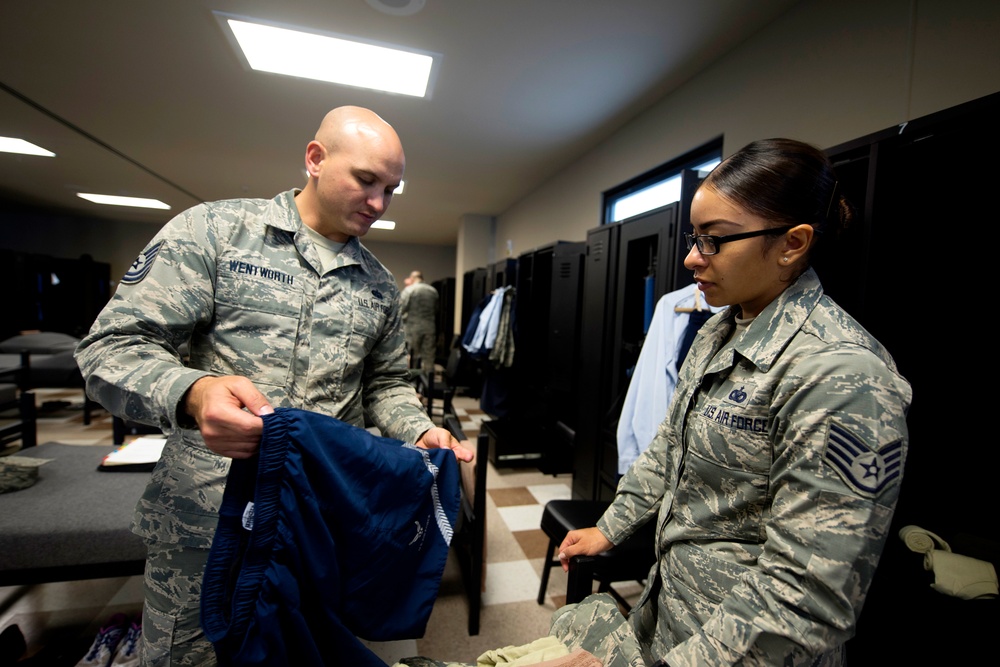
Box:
[573,223,620,500]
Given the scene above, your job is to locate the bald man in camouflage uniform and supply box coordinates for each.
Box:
[400,270,439,372]
[76,106,471,666]
[552,267,911,666]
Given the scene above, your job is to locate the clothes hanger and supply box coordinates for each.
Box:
[674,284,704,313]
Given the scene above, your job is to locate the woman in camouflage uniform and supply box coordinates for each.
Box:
[553,139,912,666]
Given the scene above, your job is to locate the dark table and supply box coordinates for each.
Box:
[0,443,149,586]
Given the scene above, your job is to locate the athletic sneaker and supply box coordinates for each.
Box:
[109,616,141,667]
[75,613,129,667]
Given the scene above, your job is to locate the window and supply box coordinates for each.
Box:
[603,139,722,224]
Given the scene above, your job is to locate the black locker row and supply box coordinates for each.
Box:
[429,276,456,367]
[572,176,705,502]
[458,181,702,485]
[459,246,586,470]
[0,250,111,341]
[822,92,1000,660]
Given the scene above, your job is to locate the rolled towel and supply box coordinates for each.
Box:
[899,524,949,555]
[899,525,999,600]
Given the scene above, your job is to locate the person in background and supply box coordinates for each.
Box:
[75,106,472,666]
[400,270,439,372]
[552,138,912,666]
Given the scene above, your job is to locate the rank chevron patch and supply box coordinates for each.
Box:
[824,422,902,497]
[121,241,163,285]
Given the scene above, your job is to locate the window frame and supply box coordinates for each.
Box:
[602,137,723,225]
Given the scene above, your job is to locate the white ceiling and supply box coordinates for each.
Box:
[0,0,800,246]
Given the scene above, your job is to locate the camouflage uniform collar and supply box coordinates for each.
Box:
[338,236,369,270]
[273,189,370,275]
[703,268,823,374]
[267,189,305,233]
[735,267,822,372]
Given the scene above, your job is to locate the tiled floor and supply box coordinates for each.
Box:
[412,394,643,662]
[0,385,640,665]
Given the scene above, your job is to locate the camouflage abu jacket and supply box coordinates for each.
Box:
[75,189,435,548]
[400,281,439,334]
[596,268,912,666]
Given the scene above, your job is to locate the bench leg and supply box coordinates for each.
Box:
[537,538,558,604]
[566,556,598,605]
[19,391,37,449]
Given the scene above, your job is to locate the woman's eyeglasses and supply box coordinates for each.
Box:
[684,226,794,256]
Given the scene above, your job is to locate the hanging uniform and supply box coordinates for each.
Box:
[616,286,722,474]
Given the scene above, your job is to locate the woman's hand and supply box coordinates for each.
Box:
[557,527,615,572]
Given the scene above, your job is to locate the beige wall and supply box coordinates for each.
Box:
[493,0,1000,259]
[454,214,495,334]
[1,209,457,294]
[361,239,457,290]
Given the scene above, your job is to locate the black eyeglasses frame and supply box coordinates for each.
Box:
[684,225,795,256]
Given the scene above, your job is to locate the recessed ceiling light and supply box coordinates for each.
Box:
[371,220,396,230]
[217,14,438,98]
[0,137,55,157]
[366,0,426,17]
[77,193,171,210]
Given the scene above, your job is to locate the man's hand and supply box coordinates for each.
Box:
[415,426,475,462]
[557,527,614,572]
[184,376,273,459]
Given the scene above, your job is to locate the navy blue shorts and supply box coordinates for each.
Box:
[202,408,460,666]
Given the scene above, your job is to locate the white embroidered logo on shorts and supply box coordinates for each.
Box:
[242,501,255,530]
[409,519,424,545]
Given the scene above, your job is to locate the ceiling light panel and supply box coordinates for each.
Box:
[0,137,55,157]
[217,14,438,98]
[77,193,171,210]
